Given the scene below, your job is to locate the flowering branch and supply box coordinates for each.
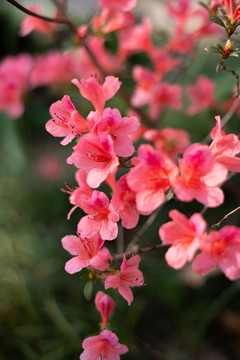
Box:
[5,0,77,33]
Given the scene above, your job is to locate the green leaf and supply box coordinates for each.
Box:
[166,188,174,202]
[209,16,225,27]
[198,1,209,11]
[216,61,224,73]
[84,280,93,301]
[215,43,224,51]
[205,45,221,53]
[230,52,239,57]
[219,7,227,16]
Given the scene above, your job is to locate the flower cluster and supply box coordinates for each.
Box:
[3,0,240,359]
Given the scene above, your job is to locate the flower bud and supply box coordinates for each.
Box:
[95,291,115,328]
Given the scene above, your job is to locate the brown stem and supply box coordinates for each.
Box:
[212,205,240,230]
[126,205,164,253]
[222,63,240,97]
[5,0,77,33]
[115,243,164,260]
[202,96,240,144]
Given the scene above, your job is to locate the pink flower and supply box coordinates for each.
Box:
[111,175,145,229]
[105,254,144,305]
[127,145,179,213]
[34,154,64,180]
[0,54,32,118]
[118,18,153,59]
[131,66,158,108]
[65,169,93,219]
[61,233,112,274]
[92,9,135,34]
[167,0,192,25]
[150,48,180,80]
[100,0,137,12]
[95,291,115,328]
[173,143,228,207]
[30,51,78,88]
[210,116,240,172]
[90,107,139,157]
[19,4,57,37]
[193,226,240,280]
[159,210,206,269]
[72,75,121,115]
[77,191,119,241]
[187,76,216,116]
[80,330,128,360]
[46,95,88,145]
[149,82,182,120]
[85,36,124,75]
[67,133,119,188]
[223,0,240,22]
[144,127,190,162]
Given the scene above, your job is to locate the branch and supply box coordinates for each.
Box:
[126,205,164,253]
[5,0,77,33]
[115,243,164,260]
[212,205,240,230]
[202,96,240,144]
[222,62,240,98]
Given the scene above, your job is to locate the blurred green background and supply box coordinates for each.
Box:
[1,1,240,360]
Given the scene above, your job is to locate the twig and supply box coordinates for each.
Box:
[115,243,164,260]
[222,63,240,98]
[212,205,240,230]
[126,205,164,252]
[116,224,124,255]
[202,96,240,144]
[200,172,237,217]
[5,0,77,33]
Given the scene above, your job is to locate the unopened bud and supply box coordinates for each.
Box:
[224,39,233,55]
[210,0,221,14]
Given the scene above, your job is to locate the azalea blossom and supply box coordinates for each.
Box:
[92,8,135,34]
[46,95,88,145]
[173,143,228,207]
[0,54,32,118]
[150,48,180,80]
[159,210,206,269]
[193,226,240,280]
[144,127,190,162]
[100,0,137,12]
[95,291,115,328]
[19,4,58,37]
[77,190,119,241]
[105,254,144,305]
[111,175,148,229]
[118,18,153,59]
[67,132,119,188]
[187,76,216,116]
[66,169,93,219]
[131,66,158,108]
[72,75,121,115]
[61,233,112,274]
[30,51,78,88]
[80,329,128,360]
[90,107,139,157]
[210,115,240,172]
[127,144,179,213]
[223,0,240,22]
[149,82,182,120]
